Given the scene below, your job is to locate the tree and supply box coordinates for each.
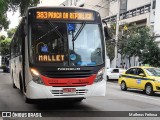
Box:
[139,36,160,67]
[0,0,40,29]
[108,22,160,67]
[106,40,115,62]
[7,27,16,38]
[0,38,11,55]
[8,0,40,16]
[0,35,6,40]
[0,0,10,30]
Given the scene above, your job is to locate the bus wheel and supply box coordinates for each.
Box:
[12,72,16,88]
[13,82,17,88]
[19,75,23,93]
[24,96,32,104]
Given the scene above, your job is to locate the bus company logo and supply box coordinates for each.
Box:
[2,112,11,117]
[58,68,80,71]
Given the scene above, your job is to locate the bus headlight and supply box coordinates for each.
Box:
[30,68,44,85]
[94,68,104,83]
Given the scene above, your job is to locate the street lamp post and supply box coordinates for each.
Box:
[114,0,120,68]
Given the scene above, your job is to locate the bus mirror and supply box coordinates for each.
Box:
[104,26,113,40]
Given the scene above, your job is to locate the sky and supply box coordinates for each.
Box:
[0,0,66,36]
[39,0,65,6]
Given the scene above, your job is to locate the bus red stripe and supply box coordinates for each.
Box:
[40,74,96,86]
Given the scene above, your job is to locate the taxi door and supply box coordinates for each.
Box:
[135,68,147,89]
[124,68,137,88]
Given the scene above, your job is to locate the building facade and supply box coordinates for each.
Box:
[60,0,109,18]
[103,0,158,68]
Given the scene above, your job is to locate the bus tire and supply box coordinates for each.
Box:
[12,72,17,88]
[19,75,23,94]
[24,96,32,104]
[13,82,17,88]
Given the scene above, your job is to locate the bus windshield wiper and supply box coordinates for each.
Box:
[72,22,86,42]
[71,22,86,51]
[46,21,65,40]
[35,21,65,41]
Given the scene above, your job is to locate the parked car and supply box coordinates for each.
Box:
[106,68,126,80]
[118,66,160,95]
[1,54,10,73]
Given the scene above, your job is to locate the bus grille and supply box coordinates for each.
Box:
[51,89,88,96]
[41,70,94,78]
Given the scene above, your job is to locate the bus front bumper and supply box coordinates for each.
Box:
[26,80,106,99]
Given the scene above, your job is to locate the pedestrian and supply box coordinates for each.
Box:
[123,62,127,69]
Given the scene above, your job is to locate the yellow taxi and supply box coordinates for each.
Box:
[118,66,160,95]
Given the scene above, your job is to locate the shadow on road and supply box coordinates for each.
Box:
[32,99,97,111]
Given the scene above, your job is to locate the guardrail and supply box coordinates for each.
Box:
[103,3,151,22]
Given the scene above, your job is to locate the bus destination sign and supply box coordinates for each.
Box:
[36,11,95,21]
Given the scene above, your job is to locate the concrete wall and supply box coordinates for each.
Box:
[127,0,150,10]
[109,0,150,16]
[154,0,160,43]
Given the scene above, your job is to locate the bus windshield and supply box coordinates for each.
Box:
[30,21,104,67]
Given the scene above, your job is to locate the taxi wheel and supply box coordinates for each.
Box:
[145,84,154,96]
[121,81,127,91]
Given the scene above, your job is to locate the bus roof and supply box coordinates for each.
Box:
[27,6,98,13]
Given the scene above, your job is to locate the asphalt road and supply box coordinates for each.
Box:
[0,69,160,120]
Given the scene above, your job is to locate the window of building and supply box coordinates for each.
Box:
[120,0,127,13]
[152,0,156,9]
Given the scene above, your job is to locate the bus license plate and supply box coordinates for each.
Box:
[63,88,76,94]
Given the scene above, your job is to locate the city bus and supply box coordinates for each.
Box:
[10,6,106,103]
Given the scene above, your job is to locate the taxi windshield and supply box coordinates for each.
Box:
[145,68,160,77]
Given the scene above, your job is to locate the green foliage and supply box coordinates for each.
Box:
[0,38,11,55]
[0,35,6,40]
[0,0,10,30]
[8,0,40,15]
[0,0,40,29]
[7,27,16,38]
[106,40,115,61]
[107,22,160,67]
[139,36,160,67]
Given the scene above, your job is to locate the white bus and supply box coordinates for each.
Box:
[10,7,106,103]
